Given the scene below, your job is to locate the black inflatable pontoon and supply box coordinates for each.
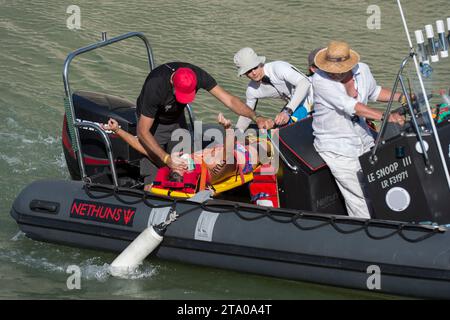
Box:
[10,179,450,299]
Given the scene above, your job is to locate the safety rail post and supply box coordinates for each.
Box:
[74,121,119,187]
[370,54,411,164]
[398,75,433,173]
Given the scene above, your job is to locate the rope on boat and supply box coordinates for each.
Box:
[83,183,445,243]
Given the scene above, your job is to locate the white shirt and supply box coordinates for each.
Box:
[236,61,312,130]
[312,62,382,157]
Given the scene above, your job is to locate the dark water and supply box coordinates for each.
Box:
[0,0,448,299]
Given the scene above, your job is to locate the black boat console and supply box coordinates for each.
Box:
[358,52,450,224]
[277,117,347,214]
[360,119,450,224]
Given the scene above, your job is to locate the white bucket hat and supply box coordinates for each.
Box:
[233,47,266,76]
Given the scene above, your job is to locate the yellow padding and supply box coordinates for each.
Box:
[149,187,196,199]
[212,171,254,194]
[149,171,255,199]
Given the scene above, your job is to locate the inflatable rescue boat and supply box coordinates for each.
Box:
[10,11,450,299]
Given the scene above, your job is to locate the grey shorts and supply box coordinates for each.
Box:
[140,119,188,185]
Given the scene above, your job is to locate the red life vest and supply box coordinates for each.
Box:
[152,164,204,194]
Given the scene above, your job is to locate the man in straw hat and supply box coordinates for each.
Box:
[312,41,405,219]
[229,47,313,130]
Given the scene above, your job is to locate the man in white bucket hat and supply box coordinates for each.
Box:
[312,40,406,219]
[227,47,312,130]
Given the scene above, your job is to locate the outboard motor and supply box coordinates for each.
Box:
[62,91,142,185]
[277,117,347,214]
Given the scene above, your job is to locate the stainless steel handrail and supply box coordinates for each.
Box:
[369,53,433,173]
[62,32,155,183]
[74,121,119,187]
[398,75,432,172]
[370,54,411,163]
[271,136,298,172]
[268,130,298,172]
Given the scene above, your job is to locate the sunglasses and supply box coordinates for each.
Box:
[245,65,260,76]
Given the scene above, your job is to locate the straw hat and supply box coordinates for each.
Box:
[314,41,360,74]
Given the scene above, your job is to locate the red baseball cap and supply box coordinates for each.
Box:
[172,68,198,104]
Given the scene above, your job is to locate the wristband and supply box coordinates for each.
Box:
[252,113,262,122]
[163,154,170,164]
[281,107,293,116]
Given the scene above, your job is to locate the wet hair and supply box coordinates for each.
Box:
[168,171,183,183]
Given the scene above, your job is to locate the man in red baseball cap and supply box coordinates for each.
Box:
[136,62,274,185]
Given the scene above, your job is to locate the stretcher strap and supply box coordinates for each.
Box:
[199,160,208,191]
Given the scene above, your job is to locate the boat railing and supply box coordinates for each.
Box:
[269,133,298,172]
[74,121,119,187]
[62,32,155,184]
[370,53,433,173]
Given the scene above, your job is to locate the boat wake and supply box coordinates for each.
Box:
[2,233,158,282]
[1,117,69,176]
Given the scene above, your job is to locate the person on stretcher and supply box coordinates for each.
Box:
[102,117,272,190]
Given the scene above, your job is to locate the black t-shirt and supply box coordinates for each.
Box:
[136,62,217,124]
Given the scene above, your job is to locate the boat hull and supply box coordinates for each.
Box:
[10,179,450,299]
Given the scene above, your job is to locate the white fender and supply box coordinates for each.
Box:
[110,226,163,277]
[109,190,212,277]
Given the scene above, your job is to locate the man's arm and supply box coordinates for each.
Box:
[376,87,402,103]
[274,77,311,126]
[104,118,149,156]
[137,115,186,170]
[285,77,311,112]
[354,102,405,125]
[137,115,166,162]
[364,64,402,103]
[208,85,274,129]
